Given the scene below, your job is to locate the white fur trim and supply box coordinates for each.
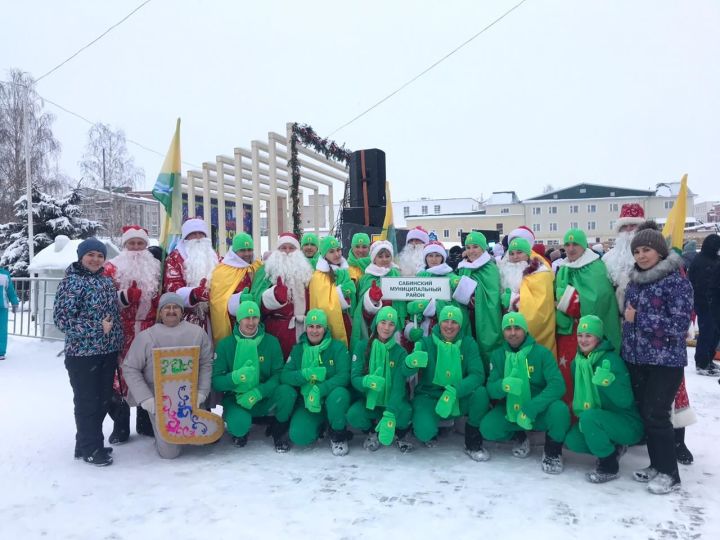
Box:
[452,275,477,305]
[121,226,149,247]
[365,263,396,277]
[423,243,446,260]
[262,286,287,310]
[363,289,382,314]
[556,285,577,313]
[457,251,492,270]
[424,263,452,276]
[370,240,394,263]
[117,289,130,307]
[176,286,194,307]
[423,298,437,318]
[403,321,415,341]
[227,292,241,316]
[508,227,535,243]
[671,406,697,428]
[182,218,209,239]
[277,234,301,250]
[316,257,349,273]
[221,250,251,269]
[337,286,350,310]
[614,216,644,232]
[407,228,429,244]
[563,248,599,269]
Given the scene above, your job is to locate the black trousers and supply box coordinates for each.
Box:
[627,363,684,480]
[65,352,118,457]
[695,303,720,369]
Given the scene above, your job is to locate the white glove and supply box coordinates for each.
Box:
[197,393,207,407]
[140,397,155,415]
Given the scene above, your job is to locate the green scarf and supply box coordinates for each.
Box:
[431,332,463,417]
[348,251,371,272]
[300,333,333,411]
[366,338,395,410]
[503,343,533,423]
[572,350,603,418]
[233,325,265,391]
[555,265,574,335]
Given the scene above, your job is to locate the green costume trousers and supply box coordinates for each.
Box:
[412,388,490,443]
[288,387,351,446]
[564,409,644,458]
[479,400,570,444]
[223,384,297,437]
[346,399,412,432]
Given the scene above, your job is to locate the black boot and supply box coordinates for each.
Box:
[329,428,350,456]
[75,444,113,460]
[674,428,693,465]
[541,438,564,474]
[231,434,248,447]
[135,406,155,437]
[107,393,130,445]
[464,424,490,461]
[271,420,291,453]
[586,448,620,483]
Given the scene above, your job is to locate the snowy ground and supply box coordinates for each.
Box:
[1,336,718,540]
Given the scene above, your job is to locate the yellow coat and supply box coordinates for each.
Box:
[309,270,349,346]
[349,265,363,284]
[518,267,557,357]
[209,259,262,345]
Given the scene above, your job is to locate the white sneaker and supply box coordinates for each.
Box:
[541,452,564,474]
[330,439,349,456]
[633,466,658,483]
[512,435,531,458]
[465,446,491,462]
[647,473,681,494]
[363,432,380,452]
[0,355,6,361]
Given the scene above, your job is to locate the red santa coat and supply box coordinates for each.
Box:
[163,249,213,330]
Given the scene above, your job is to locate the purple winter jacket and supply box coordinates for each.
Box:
[622,252,693,368]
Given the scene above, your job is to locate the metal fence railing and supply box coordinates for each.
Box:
[8,277,64,341]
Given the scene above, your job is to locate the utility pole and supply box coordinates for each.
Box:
[24,91,34,262]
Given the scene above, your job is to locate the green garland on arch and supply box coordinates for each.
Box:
[289,123,352,236]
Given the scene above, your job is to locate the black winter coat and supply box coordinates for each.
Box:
[688,234,720,317]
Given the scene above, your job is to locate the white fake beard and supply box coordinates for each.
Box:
[604,231,635,286]
[398,244,425,277]
[183,238,218,287]
[264,249,312,302]
[111,250,161,318]
[499,259,528,293]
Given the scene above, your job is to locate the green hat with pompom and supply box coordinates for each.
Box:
[578,315,603,338]
[438,305,463,326]
[508,237,531,256]
[319,236,340,257]
[232,232,254,252]
[305,308,328,329]
[464,231,488,251]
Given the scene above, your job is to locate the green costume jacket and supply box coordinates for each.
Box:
[570,339,641,418]
[212,326,284,398]
[281,336,350,398]
[351,338,409,413]
[411,326,485,400]
[486,335,565,420]
[351,269,407,350]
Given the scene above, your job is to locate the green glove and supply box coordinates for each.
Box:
[592,359,616,387]
[302,366,327,383]
[409,327,424,343]
[501,288,512,310]
[362,375,385,393]
[435,385,457,419]
[341,282,356,299]
[407,300,428,317]
[304,384,322,413]
[405,343,428,369]
[375,411,397,446]
[516,409,533,430]
[237,387,262,410]
[450,276,460,291]
[231,367,257,392]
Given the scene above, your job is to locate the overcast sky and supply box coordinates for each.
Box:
[2,0,719,203]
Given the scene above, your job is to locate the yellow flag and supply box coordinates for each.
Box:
[661,173,688,254]
[153,119,183,250]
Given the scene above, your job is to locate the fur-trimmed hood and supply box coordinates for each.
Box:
[628,251,683,285]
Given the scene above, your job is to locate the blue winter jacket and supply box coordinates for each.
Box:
[0,268,19,310]
[54,262,123,357]
[622,252,693,368]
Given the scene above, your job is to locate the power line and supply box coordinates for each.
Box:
[35,0,154,83]
[328,0,529,136]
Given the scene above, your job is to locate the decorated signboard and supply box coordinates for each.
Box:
[380,277,451,301]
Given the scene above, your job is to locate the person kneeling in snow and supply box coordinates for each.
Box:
[211,294,297,450]
[347,306,415,453]
[406,306,490,461]
[123,293,214,459]
[281,308,352,455]
[480,312,569,474]
[564,315,643,483]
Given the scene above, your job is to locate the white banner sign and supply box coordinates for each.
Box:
[381,277,451,301]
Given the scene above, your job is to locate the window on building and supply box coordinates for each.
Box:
[496,223,504,234]
[579,188,587,194]
[549,223,558,232]
[547,240,560,246]
[664,201,674,209]
[500,208,509,214]
[609,203,618,212]
[457,228,463,238]
[421,205,428,215]
[443,229,449,239]
[569,205,579,214]
[609,220,616,230]
[588,221,597,231]
[570,221,578,229]
[587,204,597,213]
[532,207,541,215]
[610,191,616,197]
[434,204,441,214]
[549,206,558,214]
[532,223,541,232]
[403,206,410,217]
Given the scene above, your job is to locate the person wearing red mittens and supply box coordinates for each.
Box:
[103,225,162,443]
[250,232,313,358]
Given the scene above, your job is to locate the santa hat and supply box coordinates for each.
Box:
[181,218,209,239]
[615,203,645,232]
[406,226,429,245]
[508,226,535,243]
[277,231,300,250]
[532,243,546,257]
[423,241,447,261]
[121,225,149,246]
[370,240,394,262]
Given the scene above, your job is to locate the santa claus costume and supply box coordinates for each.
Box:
[507,226,551,269]
[163,218,219,330]
[398,227,429,277]
[103,225,161,442]
[250,232,312,358]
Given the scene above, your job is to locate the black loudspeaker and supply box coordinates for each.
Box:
[341,206,386,228]
[460,229,501,246]
[339,223,409,258]
[349,149,386,208]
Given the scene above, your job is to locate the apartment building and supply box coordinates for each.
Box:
[78,188,160,241]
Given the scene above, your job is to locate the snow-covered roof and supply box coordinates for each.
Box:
[484,191,519,205]
[28,236,120,272]
[655,182,695,197]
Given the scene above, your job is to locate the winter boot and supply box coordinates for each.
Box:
[231,434,248,448]
[271,420,291,453]
[632,466,658,483]
[541,438,564,474]
[329,428,350,456]
[586,449,620,484]
[464,424,490,462]
[647,472,681,495]
[424,437,439,448]
[674,428,693,465]
[511,431,531,458]
[395,428,414,453]
[83,448,113,467]
[136,405,155,437]
[363,431,380,452]
[107,394,130,445]
[696,363,720,377]
[75,445,113,460]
